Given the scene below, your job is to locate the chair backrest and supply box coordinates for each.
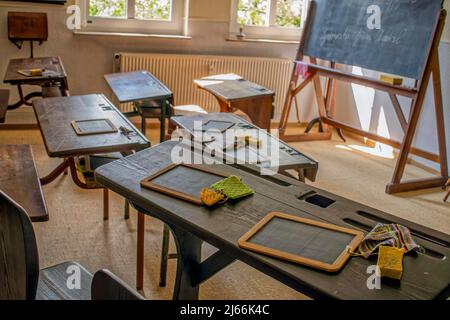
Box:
[0,190,39,300]
[91,269,144,300]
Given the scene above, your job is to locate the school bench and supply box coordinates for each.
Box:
[0,145,48,222]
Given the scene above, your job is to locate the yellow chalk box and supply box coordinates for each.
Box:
[379,74,403,86]
[377,246,405,280]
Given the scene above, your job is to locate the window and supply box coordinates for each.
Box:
[230,0,307,40]
[79,0,185,35]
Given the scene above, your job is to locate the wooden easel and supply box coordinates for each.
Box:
[444,179,450,202]
[279,1,448,194]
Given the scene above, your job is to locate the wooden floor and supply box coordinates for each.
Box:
[1,125,449,300]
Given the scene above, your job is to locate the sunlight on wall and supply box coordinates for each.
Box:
[351,66,375,133]
[343,67,394,159]
[347,106,394,159]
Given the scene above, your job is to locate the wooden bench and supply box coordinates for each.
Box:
[0,89,9,123]
[0,145,48,222]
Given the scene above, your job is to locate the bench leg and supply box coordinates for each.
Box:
[124,199,130,220]
[136,212,145,290]
[103,188,109,220]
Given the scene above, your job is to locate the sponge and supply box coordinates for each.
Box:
[377,246,405,280]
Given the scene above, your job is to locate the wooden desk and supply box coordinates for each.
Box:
[104,71,173,142]
[0,89,9,123]
[0,145,48,222]
[171,112,318,182]
[195,76,274,131]
[33,94,149,218]
[3,57,68,110]
[95,140,450,300]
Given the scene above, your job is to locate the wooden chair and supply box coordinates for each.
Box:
[0,190,142,300]
[92,269,144,300]
[444,179,450,202]
[135,98,173,139]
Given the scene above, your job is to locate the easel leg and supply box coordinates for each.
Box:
[431,54,448,178]
[386,57,436,193]
[444,179,450,202]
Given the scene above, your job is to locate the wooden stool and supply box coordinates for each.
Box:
[444,179,450,202]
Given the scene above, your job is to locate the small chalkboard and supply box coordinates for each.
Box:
[202,120,235,133]
[71,119,118,136]
[239,212,364,272]
[140,164,227,205]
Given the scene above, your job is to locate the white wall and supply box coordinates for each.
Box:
[0,0,449,171]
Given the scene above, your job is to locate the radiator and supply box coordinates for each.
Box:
[118,52,293,118]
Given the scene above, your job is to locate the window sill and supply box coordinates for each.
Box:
[73,30,192,40]
[226,36,299,45]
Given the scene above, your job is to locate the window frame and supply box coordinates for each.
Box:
[229,0,307,41]
[78,0,186,35]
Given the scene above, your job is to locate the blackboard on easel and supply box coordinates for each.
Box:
[303,0,443,79]
[279,0,448,195]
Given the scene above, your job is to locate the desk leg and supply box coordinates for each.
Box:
[40,159,70,185]
[169,223,202,300]
[8,85,42,110]
[160,100,167,143]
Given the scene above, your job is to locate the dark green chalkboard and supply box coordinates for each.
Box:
[303,0,443,79]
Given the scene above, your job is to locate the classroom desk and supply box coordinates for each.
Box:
[171,112,318,182]
[195,76,274,131]
[95,140,450,300]
[33,94,149,217]
[104,71,173,142]
[3,57,68,110]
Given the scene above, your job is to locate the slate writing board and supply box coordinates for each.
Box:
[202,120,235,133]
[239,212,365,272]
[303,0,443,79]
[140,164,227,205]
[71,119,118,136]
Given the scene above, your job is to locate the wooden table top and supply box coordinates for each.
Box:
[0,145,48,222]
[195,76,274,102]
[33,94,150,158]
[104,71,172,103]
[95,140,450,300]
[171,112,318,181]
[3,57,67,85]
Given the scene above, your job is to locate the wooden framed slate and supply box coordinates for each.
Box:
[71,118,118,136]
[201,120,235,133]
[238,212,364,272]
[140,164,227,205]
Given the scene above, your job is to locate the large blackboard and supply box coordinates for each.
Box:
[303,0,443,79]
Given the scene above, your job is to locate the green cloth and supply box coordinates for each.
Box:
[211,175,254,200]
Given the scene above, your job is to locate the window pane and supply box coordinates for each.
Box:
[89,0,127,18]
[276,0,302,27]
[135,0,172,20]
[237,0,269,26]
